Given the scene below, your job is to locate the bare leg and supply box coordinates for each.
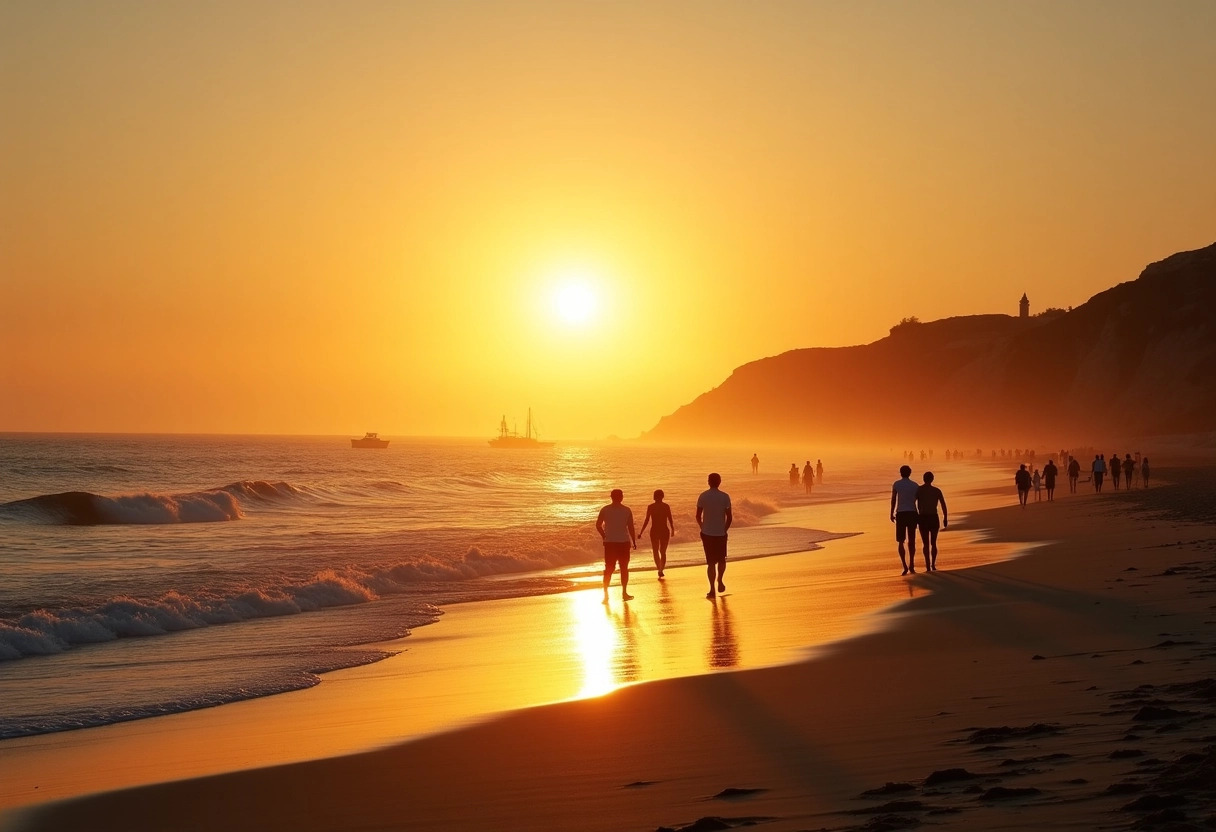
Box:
[897,539,909,575]
[602,563,614,603]
[658,538,668,577]
[918,526,931,567]
[716,559,726,594]
[929,529,939,570]
[620,564,632,601]
[706,563,716,597]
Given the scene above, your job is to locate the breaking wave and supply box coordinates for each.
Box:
[0,541,598,662]
[0,480,305,525]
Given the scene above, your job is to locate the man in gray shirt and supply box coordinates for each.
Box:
[696,473,733,598]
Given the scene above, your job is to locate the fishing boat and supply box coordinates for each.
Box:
[489,409,554,448]
[351,432,389,449]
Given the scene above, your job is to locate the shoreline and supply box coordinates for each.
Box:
[6,468,1215,831]
[0,463,1022,818]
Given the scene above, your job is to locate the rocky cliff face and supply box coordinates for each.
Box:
[644,242,1216,445]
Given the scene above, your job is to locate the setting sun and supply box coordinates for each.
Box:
[551,280,598,327]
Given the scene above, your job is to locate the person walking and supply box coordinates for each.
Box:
[750,453,759,474]
[595,489,637,603]
[1043,458,1058,501]
[1067,455,1081,493]
[1111,451,1122,490]
[788,463,799,487]
[638,489,675,579]
[1141,457,1150,488]
[1122,454,1135,490]
[890,465,920,575]
[816,459,824,484]
[1032,468,1042,501]
[1092,455,1106,492]
[802,461,814,494]
[697,473,732,599]
[915,472,948,571]
[1015,464,1032,506]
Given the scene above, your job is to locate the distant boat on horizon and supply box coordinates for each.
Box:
[351,432,389,449]
[489,409,554,448]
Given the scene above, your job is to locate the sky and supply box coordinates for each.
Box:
[2,0,1214,439]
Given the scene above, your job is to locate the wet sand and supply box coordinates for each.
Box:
[5,468,1215,831]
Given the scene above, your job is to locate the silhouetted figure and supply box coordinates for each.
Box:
[638,489,675,580]
[1122,454,1135,490]
[915,472,948,571]
[803,461,813,494]
[1067,456,1081,493]
[890,465,920,575]
[1092,455,1105,492]
[1141,457,1150,488]
[816,459,823,483]
[1111,451,1122,490]
[697,473,732,599]
[1032,468,1042,501]
[596,489,637,603]
[1014,464,1031,506]
[789,463,799,487]
[750,453,759,474]
[1043,459,1058,501]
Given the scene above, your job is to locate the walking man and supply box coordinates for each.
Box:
[916,471,948,571]
[595,489,637,603]
[697,473,732,599]
[890,465,920,575]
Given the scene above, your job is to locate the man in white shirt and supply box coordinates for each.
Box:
[890,464,920,575]
[696,472,733,598]
[595,489,637,603]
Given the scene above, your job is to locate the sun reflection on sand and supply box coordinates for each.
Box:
[569,592,645,697]
[571,591,619,697]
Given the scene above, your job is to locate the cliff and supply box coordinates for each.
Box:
[643,242,1216,445]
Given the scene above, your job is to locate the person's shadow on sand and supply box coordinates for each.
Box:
[708,597,739,668]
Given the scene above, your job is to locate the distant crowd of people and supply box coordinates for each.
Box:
[749,453,826,493]
[1013,450,1149,505]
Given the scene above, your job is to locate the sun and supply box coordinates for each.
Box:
[551,280,598,326]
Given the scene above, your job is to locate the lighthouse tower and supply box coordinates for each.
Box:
[1019,293,1029,319]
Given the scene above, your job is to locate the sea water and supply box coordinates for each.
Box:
[0,434,894,739]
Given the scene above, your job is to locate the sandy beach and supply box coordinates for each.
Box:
[5,466,1216,832]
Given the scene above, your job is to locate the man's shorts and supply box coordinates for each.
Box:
[895,511,919,541]
[700,533,728,564]
[917,514,940,533]
[603,542,631,569]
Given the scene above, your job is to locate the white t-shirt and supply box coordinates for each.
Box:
[697,488,732,536]
[892,478,919,513]
[597,502,634,543]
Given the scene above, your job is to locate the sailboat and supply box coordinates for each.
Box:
[489,409,554,448]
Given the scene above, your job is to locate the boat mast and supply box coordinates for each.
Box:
[526,408,533,440]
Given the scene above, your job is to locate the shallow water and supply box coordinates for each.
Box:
[0,434,898,738]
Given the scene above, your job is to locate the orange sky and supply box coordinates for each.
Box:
[2,1,1214,439]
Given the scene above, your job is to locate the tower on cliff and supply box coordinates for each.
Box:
[1019,293,1029,318]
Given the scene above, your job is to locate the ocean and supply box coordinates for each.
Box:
[0,434,892,739]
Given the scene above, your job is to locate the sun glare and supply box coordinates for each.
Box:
[550,279,598,327]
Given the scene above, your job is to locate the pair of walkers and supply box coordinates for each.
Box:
[890,465,948,575]
[595,474,732,603]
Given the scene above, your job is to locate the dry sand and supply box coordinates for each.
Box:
[6,469,1216,832]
